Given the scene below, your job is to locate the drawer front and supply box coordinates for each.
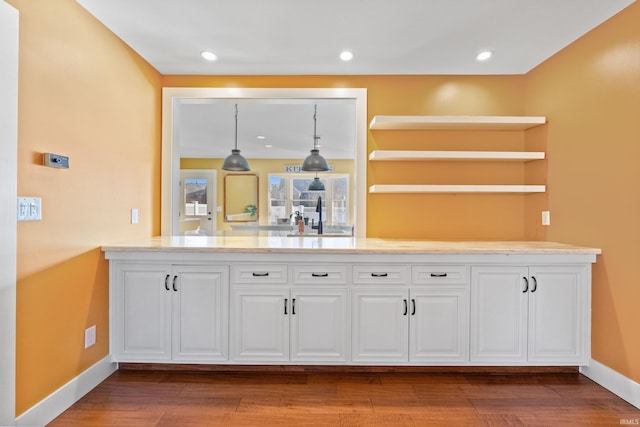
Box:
[412,265,468,285]
[232,264,288,284]
[352,264,409,285]
[292,265,348,285]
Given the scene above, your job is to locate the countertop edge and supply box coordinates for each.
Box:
[100,237,602,256]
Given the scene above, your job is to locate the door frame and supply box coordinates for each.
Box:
[0,1,18,423]
[174,169,217,235]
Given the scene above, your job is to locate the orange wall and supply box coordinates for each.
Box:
[8,0,161,415]
[524,2,640,382]
[165,75,528,240]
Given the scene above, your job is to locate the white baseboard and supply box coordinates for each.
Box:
[581,358,640,409]
[15,356,117,427]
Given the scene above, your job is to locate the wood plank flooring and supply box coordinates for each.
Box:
[48,368,639,426]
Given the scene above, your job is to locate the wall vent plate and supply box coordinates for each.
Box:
[43,153,69,168]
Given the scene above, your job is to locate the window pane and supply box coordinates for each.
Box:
[184,178,207,216]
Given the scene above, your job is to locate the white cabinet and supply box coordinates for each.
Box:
[113,264,171,361]
[352,289,409,362]
[105,248,596,368]
[231,286,289,361]
[470,265,587,365]
[410,287,468,363]
[230,264,349,363]
[351,265,469,364]
[112,263,229,362]
[290,288,348,362]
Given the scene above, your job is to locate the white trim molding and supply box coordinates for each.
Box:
[581,358,640,409]
[16,357,117,427]
[0,1,19,425]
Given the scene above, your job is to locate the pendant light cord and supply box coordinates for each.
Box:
[234,103,239,150]
[313,104,318,149]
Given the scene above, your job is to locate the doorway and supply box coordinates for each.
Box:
[175,169,217,235]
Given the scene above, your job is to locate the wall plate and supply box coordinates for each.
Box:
[43,152,69,168]
[17,197,42,221]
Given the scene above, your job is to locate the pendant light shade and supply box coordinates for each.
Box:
[301,104,329,172]
[222,104,250,171]
[308,176,325,191]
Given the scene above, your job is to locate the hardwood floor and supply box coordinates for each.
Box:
[48,368,639,426]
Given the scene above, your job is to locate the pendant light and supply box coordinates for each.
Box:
[301,104,329,172]
[221,104,250,171]
[308,174,325,191]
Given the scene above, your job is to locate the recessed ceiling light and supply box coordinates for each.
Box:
[200,51,217,61]
[264,144,272,148]
[476,50,493,61]
[256,135,266,140]
[339,50,354,62]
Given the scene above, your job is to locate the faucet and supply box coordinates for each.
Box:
[311,196,323,235]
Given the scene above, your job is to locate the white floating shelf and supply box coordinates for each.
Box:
[369,150,545,162]
[369,185,546,194]
[369,115,546,131]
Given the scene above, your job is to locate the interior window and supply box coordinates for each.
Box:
[268,173,349,226]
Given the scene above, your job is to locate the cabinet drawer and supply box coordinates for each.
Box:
[292,265,348,285]
[412,265,468,285]
[232,264,288,284]
[352,265,409,285]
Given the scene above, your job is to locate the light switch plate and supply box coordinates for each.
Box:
[17,197,42,221]
[541,210,550,226]
[131,208,139,224]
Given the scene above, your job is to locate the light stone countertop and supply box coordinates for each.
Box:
[101,234,602,255]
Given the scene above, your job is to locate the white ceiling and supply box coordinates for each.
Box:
[175,99,356,159]
[77,0,634,75]
[75,0,634,159]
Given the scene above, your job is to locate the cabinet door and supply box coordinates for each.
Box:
[172,265,229,362]
[470,266,528,363]
[290,289,348,362]
[527,266,587,364]
[231,286,289,362]
[410,287,468,363]
[112,264,172,361]
[351,289,409,363]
